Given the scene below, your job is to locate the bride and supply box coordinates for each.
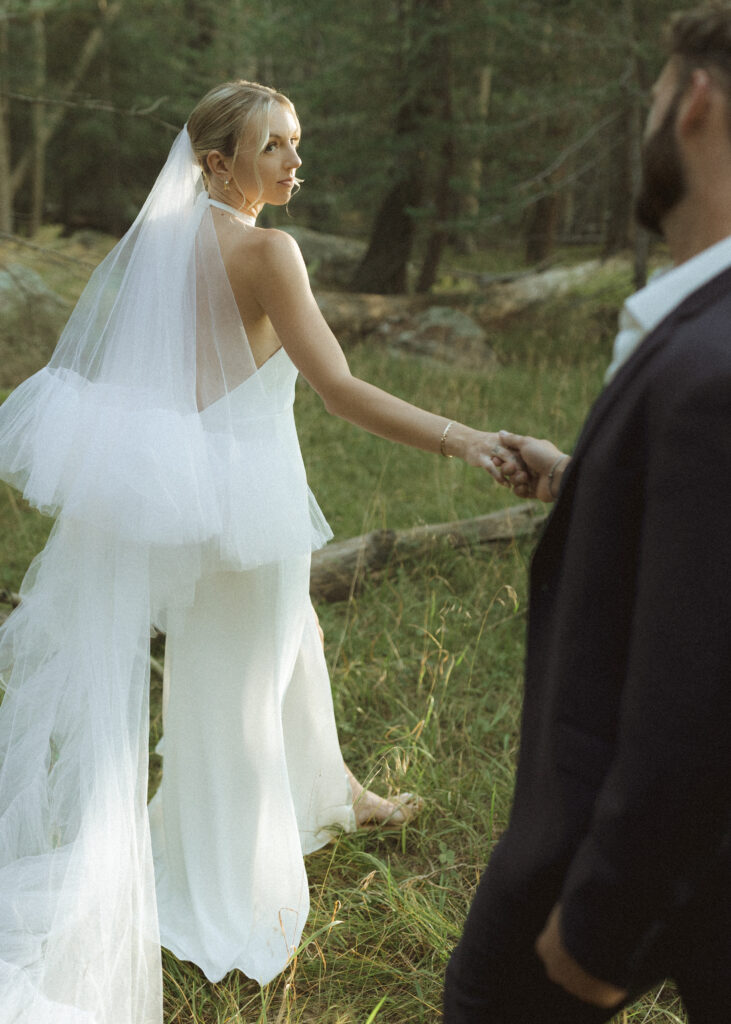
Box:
[0,80,522,1022]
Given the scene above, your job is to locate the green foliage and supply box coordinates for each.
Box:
[6,0,685,252]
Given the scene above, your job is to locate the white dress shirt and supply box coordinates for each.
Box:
[604,233,731,383]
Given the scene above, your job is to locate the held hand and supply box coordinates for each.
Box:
[497,430,569,502]
[535,905,627,1009]
[462,431,530,488]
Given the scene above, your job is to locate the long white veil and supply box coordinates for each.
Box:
[0,128,330,1023]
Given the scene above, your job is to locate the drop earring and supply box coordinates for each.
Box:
[224,179,230,189]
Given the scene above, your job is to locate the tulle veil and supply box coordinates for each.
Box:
[0,127,330,1022]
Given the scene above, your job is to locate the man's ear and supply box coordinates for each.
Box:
[677,68,713,135]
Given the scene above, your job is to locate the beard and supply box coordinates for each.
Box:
[634,95,688,236]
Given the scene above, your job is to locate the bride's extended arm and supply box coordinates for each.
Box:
[248,230,521,481]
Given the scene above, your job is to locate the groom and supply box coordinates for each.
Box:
[444,6,731,1022]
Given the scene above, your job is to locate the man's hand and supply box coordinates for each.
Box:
[463,430,530,488]
[535,905,628,1009]
[497,431,569,502]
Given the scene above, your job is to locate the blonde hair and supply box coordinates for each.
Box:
[187,80,299,196]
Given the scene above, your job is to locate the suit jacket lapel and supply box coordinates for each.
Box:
[534,263,731,555]
[561,263,731,486]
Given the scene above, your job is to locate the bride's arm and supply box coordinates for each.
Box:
[246,230,521,480]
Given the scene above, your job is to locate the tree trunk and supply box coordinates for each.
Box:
[0,17,11,233]
[350,176,422,293]
[184,0,215,51]
[10,2,122,200]
[414,133,453,293]
[29,9,46,237]
[601,107,634,256]
[630,82,649,288]
[415,0,455,294]
[602,0,645,261]
[455,64,492,256]
[350,0,443,295]
[560,157,576,241]
[524,173,564,265]
[623,0,650,289]
[98,9,124,234]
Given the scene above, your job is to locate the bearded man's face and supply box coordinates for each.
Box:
[635,61,688,236]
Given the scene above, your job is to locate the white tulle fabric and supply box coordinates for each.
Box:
[0,129,334,1022]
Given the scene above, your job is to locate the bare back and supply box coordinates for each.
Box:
[210,207,283,368]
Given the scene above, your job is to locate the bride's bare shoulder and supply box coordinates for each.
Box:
[248,227,303,263]
[236,227,309,288]
[224,227,310,310]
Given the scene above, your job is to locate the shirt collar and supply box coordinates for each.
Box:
[626,232,731,334]
[604,233,731,384]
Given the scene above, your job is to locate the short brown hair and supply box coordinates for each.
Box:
[667,3,731,83]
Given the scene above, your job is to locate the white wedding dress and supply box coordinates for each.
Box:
[0,130,355,1022]
[149,347,355,985]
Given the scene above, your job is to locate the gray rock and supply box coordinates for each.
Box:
[382,305,498,370]
[0,264,68,388]
[475,257,628,322]
[315,290,428,345]
[281,225,366,287]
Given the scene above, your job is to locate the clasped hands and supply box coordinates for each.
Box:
[489,430,570,503]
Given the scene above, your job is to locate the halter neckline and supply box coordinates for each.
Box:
[208,198,256,226]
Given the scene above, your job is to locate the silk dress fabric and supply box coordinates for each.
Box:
[149,347,355,986]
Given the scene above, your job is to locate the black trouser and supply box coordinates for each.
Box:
[443,857,731,1024]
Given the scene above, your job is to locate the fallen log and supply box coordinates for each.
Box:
[310,502,546,603]
[0,504,546,622]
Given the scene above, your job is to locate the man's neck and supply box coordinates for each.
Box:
[663,194,731,265]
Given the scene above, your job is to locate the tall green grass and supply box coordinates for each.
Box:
[0,256,690,1022]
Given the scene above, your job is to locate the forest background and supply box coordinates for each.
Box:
[1,0,684,286]
[1,1,697,1022]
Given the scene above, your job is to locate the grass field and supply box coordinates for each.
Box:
[0,239,690,1023]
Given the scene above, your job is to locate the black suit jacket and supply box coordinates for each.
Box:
[502,264,731,989]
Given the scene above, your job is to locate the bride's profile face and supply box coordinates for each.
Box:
[232,102,302,209]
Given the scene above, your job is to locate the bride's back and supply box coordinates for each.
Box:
[209,209,283,369]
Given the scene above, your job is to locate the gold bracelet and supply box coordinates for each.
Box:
[440,421,455,458]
